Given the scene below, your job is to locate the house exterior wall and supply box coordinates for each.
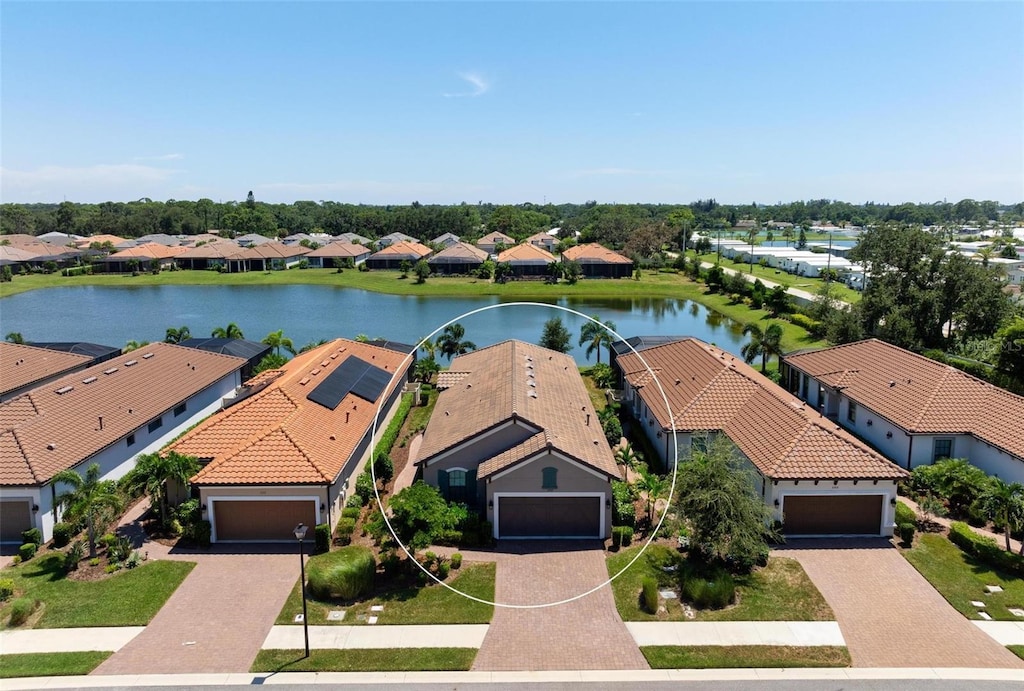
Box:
[423,421,537,479]
[623,381,686,468]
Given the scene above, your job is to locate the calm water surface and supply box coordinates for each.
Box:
[1,285,749,363]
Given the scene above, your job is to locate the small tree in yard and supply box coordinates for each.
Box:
[980,478,1024,552]
[121,452,200,528]
[539,317,572,353]
[53,463,124,558]
[636,468,670,527]
[675,436,776,572]
[388,482,466,564]
[413,259,430,284]
[602,414,622,447]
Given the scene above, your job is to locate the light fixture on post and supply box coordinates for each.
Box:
[293,523,310,658]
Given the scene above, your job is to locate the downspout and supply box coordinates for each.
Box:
[906,433,914,471]
[326,483,333,528]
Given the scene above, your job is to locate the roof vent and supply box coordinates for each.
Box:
[299,376,311,386]
[889,380,896,387]
[142,353,154,359]
[104,367,118,375]
[321,360,330,367]
[55,385,74,395]
[124,359,138,367]
[675,378,681,385]
[47,443,56,450]
[311,368,321,376]
[82,376,98,384]
[528,391,538,398]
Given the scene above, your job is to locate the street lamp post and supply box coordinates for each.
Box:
[294,523,310,658]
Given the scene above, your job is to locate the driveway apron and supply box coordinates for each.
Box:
[92,549,297,675]
[471,540,649,671]
[775,539,1024,669]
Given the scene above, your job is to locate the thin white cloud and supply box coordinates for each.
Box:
[134,153,184,161]
[444,72,491,98]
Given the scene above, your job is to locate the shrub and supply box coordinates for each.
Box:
[21,528,42,546]
[341,506,361,519]
[619,526,634,547]
[948,521,1024,576]
[105,563,121,574]
[680,562,736,609]
[9,597,37,626]
[894,501,916,528]
[18,543,36,562]
[611,526,623,550]
[897,522,916,546]
[602,415,623,447]
[373,452,395,485]
[52,522,74,548]
[315,523,331,554]
[125,550,143,569]
[193,520,212,548]
[89,557,101,567]
[355,471,375,505]
[787,313,825,338]
[334,517,356,546]
[611,481,636,528]
[451,552,463,569]
[306,546,376,600]
[109,536,133,563]
[345,494,364,509]
[64,541,85,572]
[641,577,659,614]
[0,578,14,601]
[437,561,450,580]
[101,533,118,550]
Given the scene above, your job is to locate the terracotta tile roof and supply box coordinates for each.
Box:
[0,344,246,486]
[784,339,1024,460]
[0,246,38,262]
[561,243,633,264]
[105,243,189,260]
[176,241,242,260]
[428,242,489,262]
[176,339,412,486]
[617,339,906,480]
[368,241,433,260]
[306,242,371,259]
[75,234,127,248]
[477,231,514,246]
[232,243,311,260]
[497,244,556,264]
[418,341,619,480]
[1,342,94,399]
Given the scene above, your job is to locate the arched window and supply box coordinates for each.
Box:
[449,469,467,488]
[542,467,558,489]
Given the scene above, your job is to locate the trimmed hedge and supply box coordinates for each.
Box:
[897,522,916,546]
[18,544,36,562]
[641,577,659,614]
[341,506,361,520]
[51,522,74,549]
[306,546,376,600]
[894,502,916,527]
[612,525,634,550]
[9,597,37,626]
[948,521,1024,576]
[372,392,414,461]
[21,528,42,547]
[315,523,330,554]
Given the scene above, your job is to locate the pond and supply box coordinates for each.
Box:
[1,285,750,363]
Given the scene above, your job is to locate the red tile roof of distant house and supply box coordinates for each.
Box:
[369,241,433,260]
[497,244,556,263]
[784,339,1024,460]
[561,243,633,264]
[175,339,411,485]
[105,243,189,260]
[476,231,514,246]
[617,338,906,480]
[429,242,489,262]
[0,342,94,400]
[306,242,372,259]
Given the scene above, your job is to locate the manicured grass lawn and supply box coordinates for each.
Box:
[696,253,861,303]
[252,648,476,672]
[902,533,1024,621]
[641,645,851,669]
[0,554,194,628]
[608,544,833,622]
[405,387,438,433]
[0,651,112,678]
[581,370,609,413]
[275,561,495,626]
[1009,645,1024,661]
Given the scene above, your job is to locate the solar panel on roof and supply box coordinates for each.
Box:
[307,356,392,410]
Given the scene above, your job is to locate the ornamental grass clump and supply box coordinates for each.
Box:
[306,545,376,600]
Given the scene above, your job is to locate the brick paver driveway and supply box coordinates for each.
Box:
[93,542,297,675]
[471,540,649,671]
[775,539,1024,669]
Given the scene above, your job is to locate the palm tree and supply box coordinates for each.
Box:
[123,340,149,353]
[5,332,24,344]
[782,227,794,247]
[121,452,200,528]
[579,316,618,364]
[299,338,328,353]
[980,479,1024,552]
[615,443,641,475]
[164,325,191,344]
[262,329,296,357]
[740,322,784,374]
[636,469,669,526]
[437,323,476,361]
[53,463,124,558]
[977,246,994,268]
[418,337,439,360]
[211,322,244,339]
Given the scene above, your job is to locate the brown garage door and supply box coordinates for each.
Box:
[0,500,32,542]
[213,500,317,542]
[497,496,601,538]
[783,495,883,535]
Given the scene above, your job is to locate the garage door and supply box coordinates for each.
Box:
[783,495,883,535]
[0,500,32,542]
[497,496,601,538]
[213,500,317,542]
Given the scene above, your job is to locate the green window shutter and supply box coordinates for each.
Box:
[466,469,477,503]
[438,469,449,497]
[542,467,558,489]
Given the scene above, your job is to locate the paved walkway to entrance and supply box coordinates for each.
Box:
[775,539,1024,669]
[91,502,300,675]
[471,540,649,671]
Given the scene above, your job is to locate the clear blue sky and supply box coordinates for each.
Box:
[2,1,1022,206]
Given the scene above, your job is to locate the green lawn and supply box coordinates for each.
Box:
[902,533,1024,621]
[608,544,833,622]
[696,253,861,303]
[275,561,495,626]
[0,554,194,628]
[252,648,476,672]
[1009,645,1024,661]
[641,645,851,669]
[0,651,112,678]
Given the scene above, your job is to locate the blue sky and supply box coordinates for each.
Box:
[2,1,1022,205]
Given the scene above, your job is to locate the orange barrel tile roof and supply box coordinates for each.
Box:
[1,342,94,400]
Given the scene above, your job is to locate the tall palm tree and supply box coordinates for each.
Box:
[980,479,1024,552]
[579,316,617,364]
[121,452,200,527]
[211,322,244,339]
[164,325,191,344]
[418,337,439,360]
[262,329,296,357]
[437,323,476,361]
[741,322,784,374]
[53,463,124,558]
[615,443,641,475]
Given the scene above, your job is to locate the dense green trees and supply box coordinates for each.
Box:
[539,317,572,353]
[437,323,476,361]
[53,463,124,558]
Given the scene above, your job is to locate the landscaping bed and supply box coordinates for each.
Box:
[252,648,476,673]
[0,651,111,678]
[641,645,850,669]
[608,544,833,622]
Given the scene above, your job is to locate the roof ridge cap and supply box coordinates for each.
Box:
[913,366,956,430]
[766,420,814,476]
[11,429,41,484]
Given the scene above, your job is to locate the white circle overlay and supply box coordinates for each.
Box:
[369,301,678,609]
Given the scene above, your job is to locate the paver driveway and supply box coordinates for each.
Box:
[471,540,649,671]
[775,539,1024,669]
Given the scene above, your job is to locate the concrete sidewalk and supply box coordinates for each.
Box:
[0,627,144,654]
[974,620,1024,646]
[627,621,845,647]
[262,624,489,649]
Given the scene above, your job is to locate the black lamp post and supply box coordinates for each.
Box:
[294,523,310,658]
